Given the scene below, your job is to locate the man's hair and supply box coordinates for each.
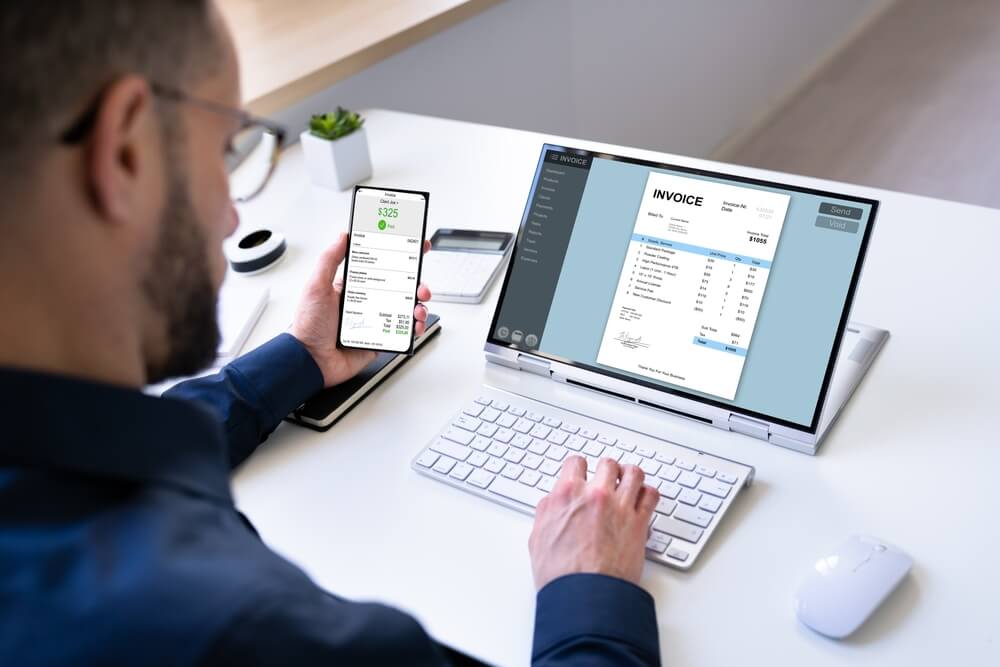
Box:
[0,1,221,170]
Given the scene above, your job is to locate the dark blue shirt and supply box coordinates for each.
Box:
[0,334,660,666]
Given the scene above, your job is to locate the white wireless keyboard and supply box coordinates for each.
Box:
[412,386,754,570]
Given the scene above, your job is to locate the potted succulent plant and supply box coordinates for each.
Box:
[300,107,372,191]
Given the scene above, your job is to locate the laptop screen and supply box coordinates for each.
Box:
[487,145,877,433]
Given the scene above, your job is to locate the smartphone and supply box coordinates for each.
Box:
[338,186,430,354]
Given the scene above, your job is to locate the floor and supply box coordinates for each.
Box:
[725,0,1000,209]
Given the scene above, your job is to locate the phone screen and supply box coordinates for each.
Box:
[339,187,429,353]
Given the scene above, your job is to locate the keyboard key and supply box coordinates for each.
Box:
[501,463,523,480]
[484,457,505,474]
[644,478,661,491]
[678,489,701,506]
[510,433,531,449]
[582,441,604,457]
[597,434,617,446]
[474,396,492,406]
[489,476,545,507]
[617,441,635,452]
[539,459,561,476]
[476,423,498,438]
[538,475,556,493]
[513,418,534,434]
[655,451,675,465]
[494,429,515,444]
[560,423,580,434]
[717,472,739,485]
[480,407,501,423]
[674,505,713,528]
[453,415,482,432]
[546,430,569,446]
[492,401,510,412]
[585,456,599,473]
[528,439,549,455]
[468,451,489,467]
[698,496,723,513]
[579,428,598,439]
[496,413,517,428]
[503,448,525,464]
[655,498,677,515]
[621,452,641,466]
[543,417,562,428]
[658,466,681,482]
[677,472,701,488]
[636,446,654,458]
[652,515,704,543]
[522,453,543,470]
[645,534,670,554]
[545,445,568,461]
[565,435,586,451]
[695,465,716,478]
[462,404,484,417]
[442,427,474,446]
[433,456,456,474]
[449,462,473,481]
[699,480,732,499]
[415,450,439,468]
[525,411,544,422]
[519,470,542,487]
[486,442,508,457]
[639,459,661,476]
[603,447,624,462]
[467,469,494,488]
[470,435,491,452]
[660,482,682,499]
[508,406,526,417]
[529,424,552,439]
[675,459,696,471]
[430,439,471,462]
[666,547,689,562]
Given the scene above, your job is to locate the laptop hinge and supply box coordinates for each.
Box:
[517,354,552,377]
[728,414,770,441]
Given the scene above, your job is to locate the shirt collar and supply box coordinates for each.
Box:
[0,367,233,503]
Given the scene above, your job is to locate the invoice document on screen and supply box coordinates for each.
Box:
[597,172,790,400]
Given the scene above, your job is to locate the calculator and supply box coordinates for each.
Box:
[420,229,513,303]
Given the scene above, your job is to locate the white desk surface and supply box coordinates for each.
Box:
[229,110,1000,666]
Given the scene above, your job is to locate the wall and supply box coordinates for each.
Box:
[272,0,896,159]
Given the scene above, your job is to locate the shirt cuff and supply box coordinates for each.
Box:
[533,573,660,662]
[226,333,324,426]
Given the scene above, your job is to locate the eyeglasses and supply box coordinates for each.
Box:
[59,82,288,203]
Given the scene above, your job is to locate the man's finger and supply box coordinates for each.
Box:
[636,485,659,519]
[416,283,432,302]
[616,464,645,507]
[313,233,349,287]
[558,455,586,483]
[423,239,431,254]
[593,458,620,491]
[413,303,428,323]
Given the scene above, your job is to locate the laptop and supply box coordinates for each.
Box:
[412,144,885,568]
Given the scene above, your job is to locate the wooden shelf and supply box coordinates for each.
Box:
[219,0,502,115]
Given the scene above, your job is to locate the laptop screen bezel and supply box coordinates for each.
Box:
[485,144,879,434]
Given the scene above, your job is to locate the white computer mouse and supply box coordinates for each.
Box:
[795,535,913,639]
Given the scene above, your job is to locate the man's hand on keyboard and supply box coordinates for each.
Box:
[290,232,432,387]
[528,456,659,590]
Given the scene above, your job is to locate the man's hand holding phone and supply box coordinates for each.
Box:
[290,232,432,388]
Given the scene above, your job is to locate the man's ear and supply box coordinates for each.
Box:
[84,76,159,226]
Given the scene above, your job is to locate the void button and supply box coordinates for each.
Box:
[815,215,859,234]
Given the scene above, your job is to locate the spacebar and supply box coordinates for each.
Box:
[487,477,546,508]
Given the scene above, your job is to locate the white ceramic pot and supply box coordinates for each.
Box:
[300,126,373,191]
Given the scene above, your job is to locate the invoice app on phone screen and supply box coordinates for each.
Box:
[340,188,427,352]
